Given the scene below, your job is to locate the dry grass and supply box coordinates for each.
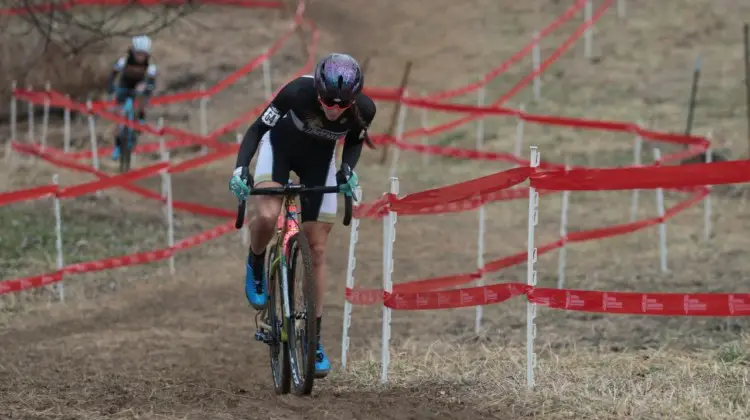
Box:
[336,340,750,419]
[2,0,750,419]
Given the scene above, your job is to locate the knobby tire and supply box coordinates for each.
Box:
[286,231,317,396]
[266,245,291,394]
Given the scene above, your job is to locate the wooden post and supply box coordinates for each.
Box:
[684,56,701,142]
[379,61,412,165]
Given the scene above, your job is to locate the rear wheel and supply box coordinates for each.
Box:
[266,245,290,394]
[285,231,317,396]
[121,130,133,173]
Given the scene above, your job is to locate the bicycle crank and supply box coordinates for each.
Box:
[254,330,275,345]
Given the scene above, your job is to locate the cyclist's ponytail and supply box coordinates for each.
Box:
[352,102,376,149]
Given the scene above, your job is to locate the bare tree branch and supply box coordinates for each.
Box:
[8,0,199,57]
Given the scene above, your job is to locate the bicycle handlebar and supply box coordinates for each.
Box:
[234,164,355,230]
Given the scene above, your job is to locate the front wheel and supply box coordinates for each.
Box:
[117,128,132,173]
[266,245,290,394]
[285,231,317,396]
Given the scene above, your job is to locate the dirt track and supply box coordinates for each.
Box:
[0,234,495,419]
[3,0,750,418]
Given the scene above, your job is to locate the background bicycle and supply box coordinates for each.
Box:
[111,85,148,173]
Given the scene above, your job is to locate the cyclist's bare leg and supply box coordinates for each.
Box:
[302,221,332,318]
[249,181,283,255]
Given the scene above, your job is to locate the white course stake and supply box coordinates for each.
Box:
[557,160,571,289]
[63,95,71,153]
[158,118,167,206]
[704,132,713,241]
[584,0,593,59]
[341,185,362,370]
[381,177,399,384]
[262,56,273,100]
[41,82,50,152]
[6,81,17,162]
[199,84,208,156]
[159,132,175,275]
[27,84,34,144]
[52,174,64,302]
[617,0,626,18]
[10,81,17,141]
[532,34,541,100]
[514,104,526,157]
[653,148,668,273]
[526,146,540,390]
[629,124,643,222]
[475,203,486,333]
[389,95,408,178]
[86,100,101,195]
[474,86,487,333]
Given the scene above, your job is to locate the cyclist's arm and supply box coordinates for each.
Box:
[107,57,126,91]
[235,79,298,168]
[142,64,157,96]
[341,96,376,170]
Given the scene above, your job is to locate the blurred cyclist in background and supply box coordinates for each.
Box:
[106,35,158,160]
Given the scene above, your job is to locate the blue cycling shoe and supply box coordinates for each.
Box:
[111,145,120,161]
[245,253,267,310]
[315,342,331,378]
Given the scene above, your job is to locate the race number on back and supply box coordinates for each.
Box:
[261,106,281,127]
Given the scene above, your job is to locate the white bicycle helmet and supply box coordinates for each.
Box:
[131,35,152,54]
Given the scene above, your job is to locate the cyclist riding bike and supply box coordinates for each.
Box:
[106,35,158,160]
[229,53,376,378]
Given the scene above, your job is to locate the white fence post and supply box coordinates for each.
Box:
[158,118,168,211]
[584,0,593,59]
[653,148,668,273]
[341,186,362,370]
[526,146,540,390]
[6,81,17,162]
[10,81,17,142]
[53,174,64,302]
[86,100,100,173]
[475,204,486,333]
[420,90,429,166]
[262,54,273,100]
[557,160,570,289]
[514,104,526,157]
[199,84,208,156]
[63,95,71,153]
[629,124,643,222]
[532,33,541,100]
[159,132,175,275]
[41,81,50,152]
[381,177,398,384]
[474,86,487,333]
[389,94,408,178]
[704,132,713,241]
[27,84,34,144]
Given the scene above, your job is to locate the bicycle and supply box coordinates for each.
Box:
[112,87,146,173]
[234,164,354,396]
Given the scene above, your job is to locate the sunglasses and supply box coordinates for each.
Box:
[318,95,352,110]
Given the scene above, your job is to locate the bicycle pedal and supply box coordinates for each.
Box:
[254,330,273,345]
